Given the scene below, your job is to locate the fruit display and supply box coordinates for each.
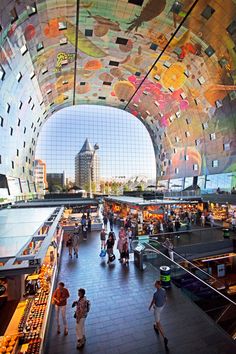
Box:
[18,300,33,332]
[0,335,18,353]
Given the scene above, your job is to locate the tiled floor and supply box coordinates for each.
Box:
[45,228,236,354]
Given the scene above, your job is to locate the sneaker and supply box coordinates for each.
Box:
[64,329,68,336]
[164,337,168,348]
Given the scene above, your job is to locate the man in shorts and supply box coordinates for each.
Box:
[149,280,168,348]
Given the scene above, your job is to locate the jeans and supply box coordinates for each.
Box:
[76,318,86,340]
[55,305,68,330]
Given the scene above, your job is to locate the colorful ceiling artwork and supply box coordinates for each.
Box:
[0,0,236,182]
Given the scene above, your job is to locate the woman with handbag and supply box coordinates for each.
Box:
[106,234,115,264]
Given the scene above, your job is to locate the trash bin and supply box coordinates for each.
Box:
[160,266,171,288]
[134,243,146,271]
[223,228,230,238]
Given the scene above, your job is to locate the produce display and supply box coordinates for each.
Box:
[0,335,18,353]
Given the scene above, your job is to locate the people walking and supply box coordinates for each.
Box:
[103,214,108,229]
[126,227,133,251]
[121,239,129,264]
[149,280,168,348]
[100,228,107,249]
[200,213,205,227]
[73,288,89,349]
[106,234,115,264]
[109,212,114,231]
[163,238,174,261]
[117,227,126,260]
[87,216,92,232]
[72,223,80,258]
[66,234,73,258]
[52,282,70,336]
[82,223,88,240]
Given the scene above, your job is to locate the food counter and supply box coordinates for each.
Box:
[0,229,63,354]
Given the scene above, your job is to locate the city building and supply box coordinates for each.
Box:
[75,138,100,192]
[34,159,47,192]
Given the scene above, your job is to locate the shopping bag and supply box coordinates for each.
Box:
[99,249,106,257]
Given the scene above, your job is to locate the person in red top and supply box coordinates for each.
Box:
[52,282,70,335]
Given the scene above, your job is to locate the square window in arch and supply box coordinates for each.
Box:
[227,20,236,36]
[128,0,144,6]
[201,5,215,20]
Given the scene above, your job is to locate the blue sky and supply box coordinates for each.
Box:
[36,105,156,181]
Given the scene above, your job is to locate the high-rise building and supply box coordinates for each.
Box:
[75,139,100,191]
[34,159,47,192]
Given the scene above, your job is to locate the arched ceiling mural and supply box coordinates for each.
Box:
[0,0,236,183]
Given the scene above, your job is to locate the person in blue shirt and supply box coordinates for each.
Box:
[149,280,168,348]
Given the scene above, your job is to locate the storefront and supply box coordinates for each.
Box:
[0,207,64,354]
[104,196,200,235]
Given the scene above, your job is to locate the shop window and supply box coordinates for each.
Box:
[0,24,2,32]
[46,89,52,94]
[42,67,48,74]
[40,100,44,106]
[85,29,93,37]
[173,148,177,154]
[109,60,119,66]
[186,118,191,124]
[98,96,106,100]
[201,5,215,19]
[128,0,144,5]
[16,149,19,157]
[58,22,67,30]
[175,111,181,118]
[0,155,1,164]
[31,123,34,129]
[193,164,198,171]
[60,37,68,45]
[36,42,44,52]
[180,92,187,99]
[205,46,215,57]
[116,37,128,45]
[19,101,23,110]
[50,102,54,106]
[27,3,37,16]
[10,7,18,24]
[28,96,32,104]
[184,70,190,78]
[195,139,200,146]
[20,44,28,55]
[80,82,85,85]
[212,160,219,168]
[171,1,183,14]
[23,141,26,148]
[18,118,21,127]
[26,156,28,163]
[161,170,165,176]
[31,104,35,111]
[64,95,68,101]
[63,80,68,85]
[163,61,171,68]
[185,131,190,137]
[198,76,205,85]
[184,155,189,161]
[22,166,25,173]
[11,161,14,169]
[227,20,236,36]
[209,133,216,141]
[169,86,174,92]
[150,43,158,51]
[154,74,160,81]
[0,116,3,127]
[0,64,5,81]
[29,147,31,153]
[202,122,208,130]
[135,71,141,76]
[194,98,200,105]
[175,168,179,174]
[175,136,180,142]
[33,127,36,132]
[215,99,223,108]
[16,72,22,82]
[223,143,230,151]
[30,71,35,79]
[24,127,26,134]
[6,103,10,113]
[169,116,174,123]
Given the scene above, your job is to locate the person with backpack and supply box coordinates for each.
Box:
[72,288,90,349]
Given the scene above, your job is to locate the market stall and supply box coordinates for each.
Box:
[0,207,63,354]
